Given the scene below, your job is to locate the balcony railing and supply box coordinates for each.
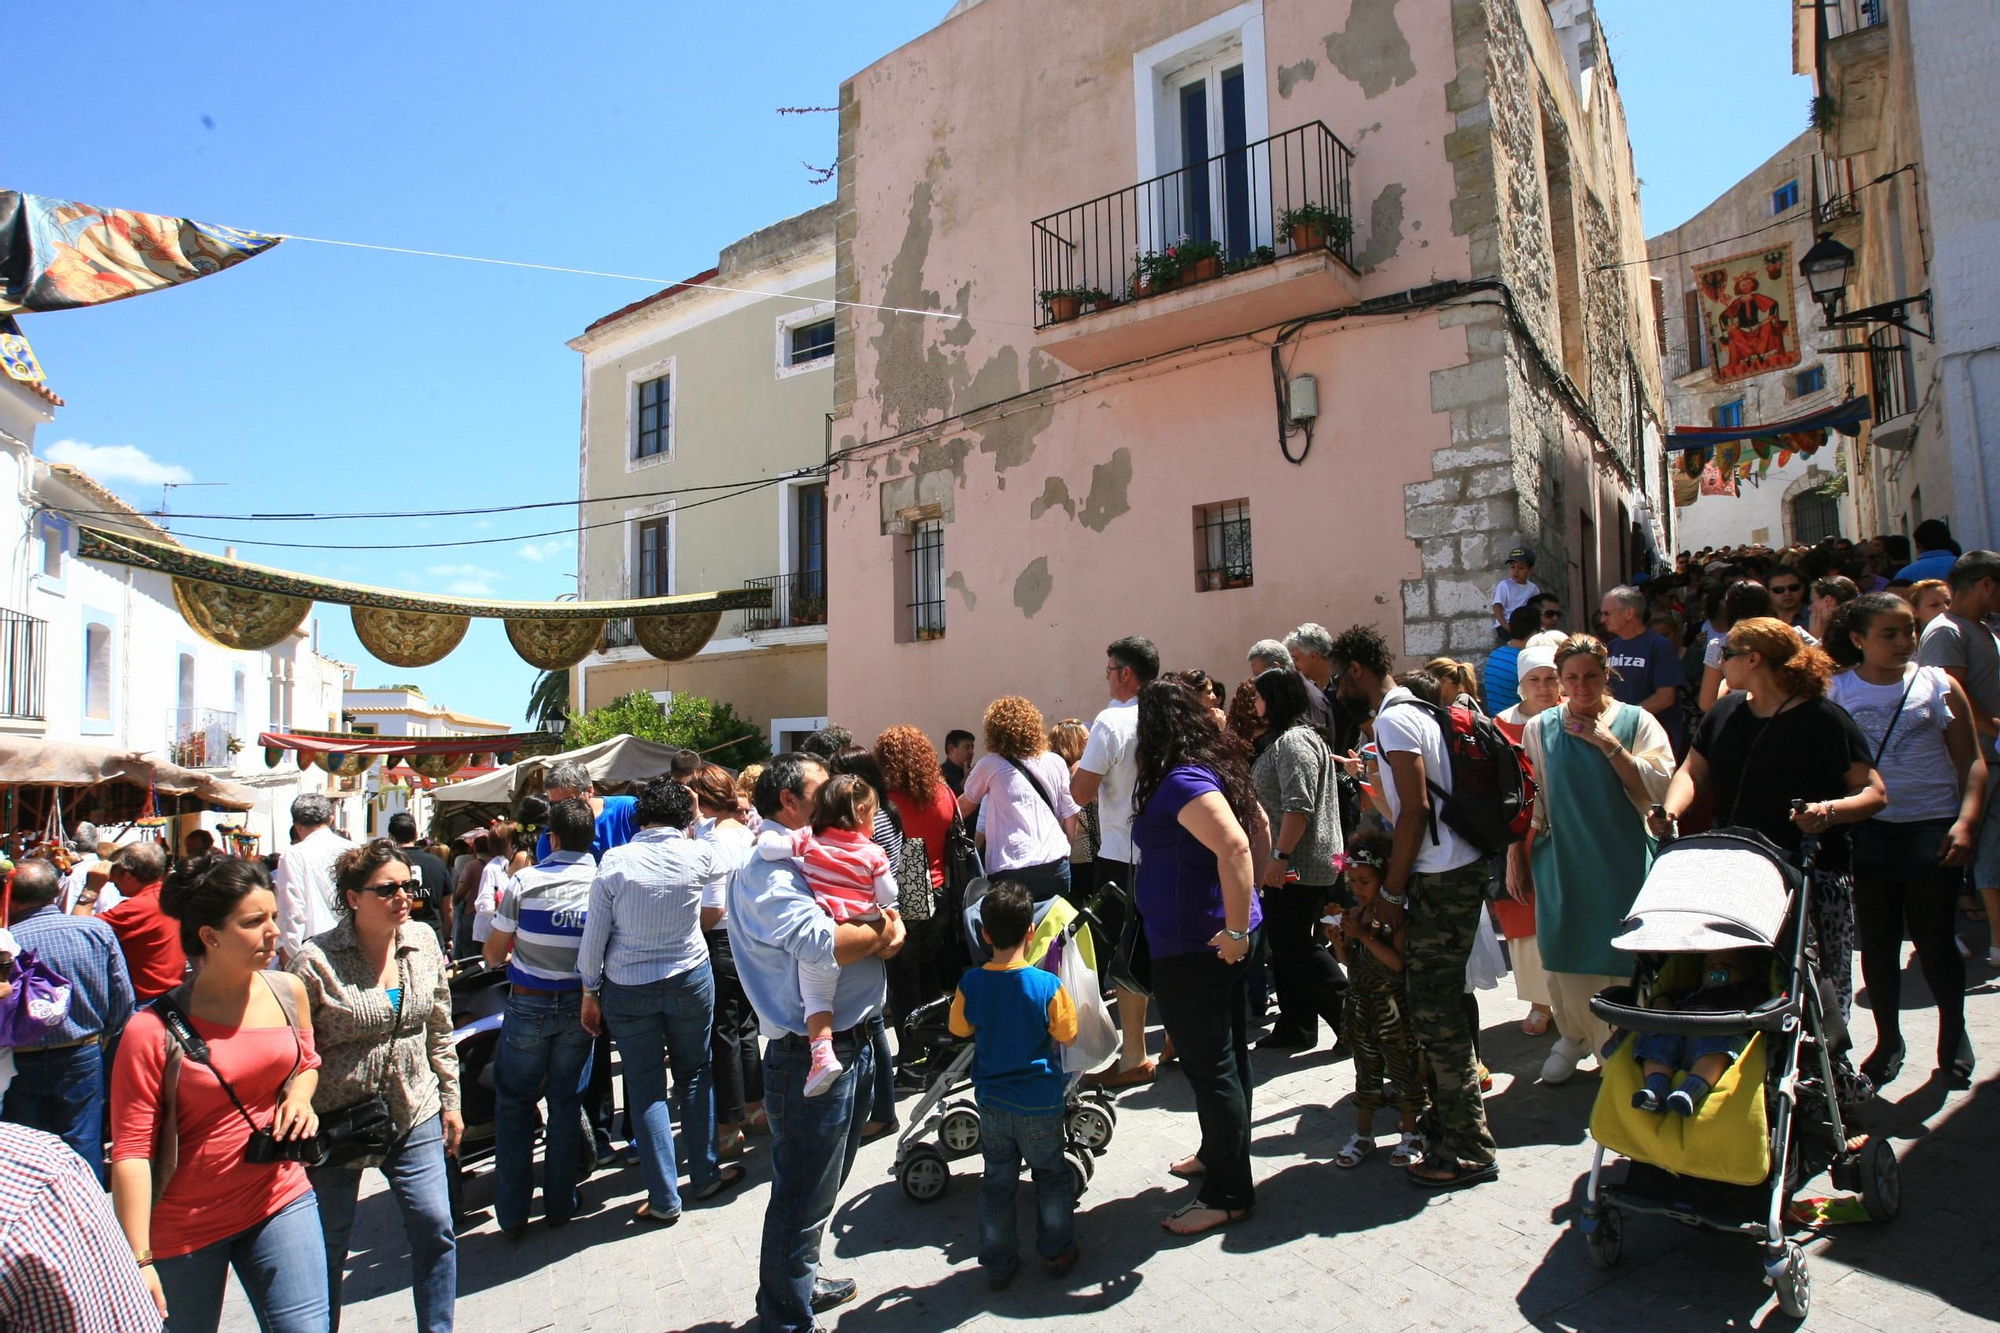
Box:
[1813,151,1861,226]
[742,571,827,633]
[0,609,46,721]
[1030,121,1355,331]
[1868,327,1915,425]
[169,708,238,769]
[599,619,638,650]
[1823,0,1885,40]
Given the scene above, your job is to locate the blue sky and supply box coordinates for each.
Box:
[14,1,1806,729]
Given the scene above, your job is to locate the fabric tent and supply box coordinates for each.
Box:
[0,736,258,811]
[430,735,686,810]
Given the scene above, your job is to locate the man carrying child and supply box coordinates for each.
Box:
[948,881,1081,1288]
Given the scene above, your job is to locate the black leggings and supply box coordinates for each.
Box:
[706,929,765,1125]
[1852,818,1966,1061]
[1259,883,1347,1040]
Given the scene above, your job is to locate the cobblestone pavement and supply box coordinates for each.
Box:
[232,937,2000,1333]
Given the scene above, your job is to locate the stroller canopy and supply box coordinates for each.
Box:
[1612,829,1800,954]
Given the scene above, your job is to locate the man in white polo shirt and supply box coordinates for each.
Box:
[1330,625,1497,1190]
[1072,635,1158,1088]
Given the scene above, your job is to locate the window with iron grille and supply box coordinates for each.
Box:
[907,519,945,640]
[635,374,671,459]
[633,516,670,598]
[1194,500,1253,591]
[788,319,835,366]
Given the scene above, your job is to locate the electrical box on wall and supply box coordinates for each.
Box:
[1288,374,1319,422]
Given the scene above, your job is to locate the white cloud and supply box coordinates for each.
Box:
[474,519,492,530]
[517,539,566,563]
[43,439,192,487]
[423,563,503,597]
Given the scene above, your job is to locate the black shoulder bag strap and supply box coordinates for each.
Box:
[1002,754,1062,820]
[1869,666,1920,769]
[154,990,265,1137]
[1377,697,1448,846]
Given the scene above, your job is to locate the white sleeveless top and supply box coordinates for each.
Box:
[1829,665,1960,823]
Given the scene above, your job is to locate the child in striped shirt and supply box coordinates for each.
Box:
[757,773,899,1094]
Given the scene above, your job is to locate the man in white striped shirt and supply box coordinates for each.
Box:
[484,798,598,1234]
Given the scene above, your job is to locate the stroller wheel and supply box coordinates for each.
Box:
[938,1105,983,1157]
[1767,1242,1811,1319]
[1065,1146,1095,1200]
[899,1146,951,1203]
[1857,1137,1901,1222]
[1582,1207,1623,1269]
[1066,1103,1116,1152]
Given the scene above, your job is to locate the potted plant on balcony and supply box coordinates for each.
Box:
[1038,286,1093,324]
[1133,247,1182,297]
[1224,245,1277,275]
[1177,236,1224,284]
[1278,203,1355,254]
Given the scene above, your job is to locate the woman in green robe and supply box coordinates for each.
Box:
[1508,635,1675,1084]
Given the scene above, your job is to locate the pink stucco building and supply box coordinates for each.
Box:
[825,0,1668,740]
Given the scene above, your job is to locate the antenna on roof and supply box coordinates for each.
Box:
[159,480,227,532]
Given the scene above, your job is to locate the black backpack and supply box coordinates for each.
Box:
[1378,697,1536,855]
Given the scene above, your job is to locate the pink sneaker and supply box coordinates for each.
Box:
[804,1038,844,1096]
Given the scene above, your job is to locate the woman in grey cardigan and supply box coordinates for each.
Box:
[291,839,460,1333]
[1248,668,1348,1052]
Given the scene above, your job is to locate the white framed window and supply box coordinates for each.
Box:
[1133,3,1270,255]
[623,354,677,472]
[775,302,837,378]
[624,500,676,599]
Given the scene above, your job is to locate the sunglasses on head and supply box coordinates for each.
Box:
[357,877,418,898]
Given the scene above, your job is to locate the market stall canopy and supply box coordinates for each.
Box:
[0,736,258,811]
[432,735,687,808]
[257,728,554,780]
[77,526,766,669]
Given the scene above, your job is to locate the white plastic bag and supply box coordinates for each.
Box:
[1465,904,1508,992]
[1052,935,1118,1074]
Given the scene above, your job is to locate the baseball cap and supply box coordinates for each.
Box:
[1506,546,1536,566]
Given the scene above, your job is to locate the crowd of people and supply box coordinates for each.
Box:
[0,526,1995,1330]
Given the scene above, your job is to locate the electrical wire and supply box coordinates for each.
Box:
[1600,164,1917,272]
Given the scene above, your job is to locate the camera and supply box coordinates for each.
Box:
[243,1127,324,1166]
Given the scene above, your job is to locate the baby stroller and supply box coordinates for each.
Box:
[1577,819,1901,1320]
[892,884,1120,1204]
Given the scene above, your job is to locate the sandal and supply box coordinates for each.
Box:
[717,1127,745,1160]
[1521,1008,1551,1037]
[1334,1133,1375,1169]
[1161,1200,1252,1235]
[1167,1155,1206,1179]
[1389,1132,1425,1167]
[634,1202,682,1226]
[1406,1157,1499,1190]
[742,1110,771,1135]
[691,1164,747,1203]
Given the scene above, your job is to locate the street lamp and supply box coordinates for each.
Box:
[1799,232,1855,316]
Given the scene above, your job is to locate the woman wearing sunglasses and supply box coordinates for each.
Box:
[290,840,461,1332]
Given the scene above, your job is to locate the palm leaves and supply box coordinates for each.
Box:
[527,668,569,731]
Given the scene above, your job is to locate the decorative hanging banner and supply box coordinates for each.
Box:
[78,525,766,669]
[1700,462,1737,497]
[0,191,282,315]
[1691,243,1802,385]
[1667,397,1868,452]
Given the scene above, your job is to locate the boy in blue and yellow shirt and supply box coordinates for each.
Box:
[948,881,1080,1288]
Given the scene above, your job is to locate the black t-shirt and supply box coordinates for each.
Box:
[400,846,452,924]
[1693,693,1871,870]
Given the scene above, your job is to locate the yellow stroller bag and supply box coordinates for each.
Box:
[1589,1032,1770,1187]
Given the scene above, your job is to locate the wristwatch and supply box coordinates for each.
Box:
[1222,928,1250,942]
[1272,849,1291,861]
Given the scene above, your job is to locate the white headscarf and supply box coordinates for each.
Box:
[1516,645,1559,679]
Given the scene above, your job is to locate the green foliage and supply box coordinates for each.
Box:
[526,668,569,732]
[1810,93,1838,132]
[563,691,770,770]
[1277,204,1355,249]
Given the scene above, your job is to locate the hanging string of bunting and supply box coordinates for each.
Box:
[77,525,767,669]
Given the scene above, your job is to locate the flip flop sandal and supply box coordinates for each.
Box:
[1167,1156,1206,1179]
[1389,1133,1425,1167]
[1521,1009,1552,1037]
[634,1202,682,1226]
[1335,1134,1375,1169]
[1161,1201,1252,1235]
[1406,1157,1499,1190]
[691,1164,748,1202]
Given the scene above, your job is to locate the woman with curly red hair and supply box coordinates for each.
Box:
[958,697,1080,902]
[874,726,956,1012]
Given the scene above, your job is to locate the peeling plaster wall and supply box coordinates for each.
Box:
[826,0,1659,737]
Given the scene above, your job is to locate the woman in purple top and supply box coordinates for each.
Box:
[1131,679,1267,1236]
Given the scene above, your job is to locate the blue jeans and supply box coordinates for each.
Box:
[310,1113,456,1333]
[494,989,595,1231]
[995,858,1070,903]
[157,1191,328,1333]
[756,1027,873,1333]
[977,1105,1074,1272]
[3,1042,105,1183]
[602,964,718,1215]
[1633,1030,1745,1070]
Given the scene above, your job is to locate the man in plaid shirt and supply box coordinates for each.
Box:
[0,1121,162,1330]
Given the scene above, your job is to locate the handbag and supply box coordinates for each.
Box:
[314,964,409,1168]
[1103,876,1152,998]
[896,835,934,922]
[0,950,73,1047]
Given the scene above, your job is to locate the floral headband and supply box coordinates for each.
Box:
[1330,847,1387,874]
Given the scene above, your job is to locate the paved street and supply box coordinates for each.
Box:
[245,938,2000,1333]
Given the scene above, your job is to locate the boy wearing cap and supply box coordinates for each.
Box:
[1491,548,1541,642]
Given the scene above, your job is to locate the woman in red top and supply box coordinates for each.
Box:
[875,724,957,1017]
[110,855,326,1333]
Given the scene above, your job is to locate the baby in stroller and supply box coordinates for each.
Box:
[756,773,899,1095]
[1630,948,1769,1116]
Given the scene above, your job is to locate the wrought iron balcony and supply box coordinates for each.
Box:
[0,609,46,721]
[742,571,827,633]
[1030,121,1359,370]
[169,708,239,769]
[1822,0,1884,40]
[1868,329,1917,449]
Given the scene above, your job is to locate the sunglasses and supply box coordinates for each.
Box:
[357,878,418,898]
[1541,609,1563,620]
[1719,646,1753,661]
[1770,583,1803,594]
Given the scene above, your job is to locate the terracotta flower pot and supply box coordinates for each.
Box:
[1133,280,1155,301]
[1187,256,1222,283]
[1047,293,1083,323]
[1289,222,1327,252]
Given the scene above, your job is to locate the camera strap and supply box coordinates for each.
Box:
[154,992,262,1136]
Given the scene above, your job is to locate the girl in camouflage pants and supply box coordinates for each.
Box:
[1327,839,1428,1167]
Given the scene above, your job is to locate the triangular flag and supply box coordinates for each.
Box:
[0,190,281,314]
